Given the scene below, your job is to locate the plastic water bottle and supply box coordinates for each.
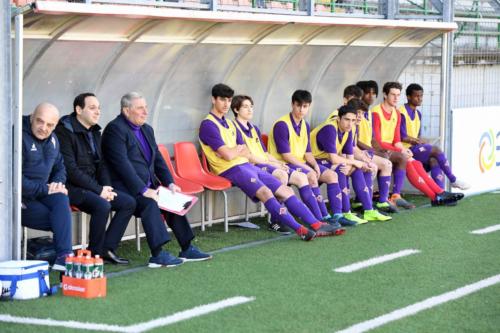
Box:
[65,253,75,277]
[74,253,83,279]
[83,255,94,280]
[93,255,104,279]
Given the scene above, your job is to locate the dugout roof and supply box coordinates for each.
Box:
[20,1,456,143]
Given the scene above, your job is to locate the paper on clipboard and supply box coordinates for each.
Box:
[157,186,198,216]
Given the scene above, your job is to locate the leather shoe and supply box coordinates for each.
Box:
[103,250,130,265]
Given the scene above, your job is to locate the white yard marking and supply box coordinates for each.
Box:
[125,296,255,332]
[336,273,500,333]
[470,224,500,235]
[333,249,420,273]
[0,296,255,333]
[0,315,126,333]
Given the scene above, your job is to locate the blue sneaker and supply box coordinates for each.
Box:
[328,214,358,227]
[179,245,212,262]
[52,253,71,272]
[148,250,184,268]
[323,216,343,229]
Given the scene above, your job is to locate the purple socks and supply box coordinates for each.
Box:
[284,196,318,225]
[393,169,406,195]
[377,175,391,203]
[436,153,456,183]
[312,186,329,217]
[350,169,373,210]
[264,197,301,231]
[298,185,323,220]
[430,165,445,189]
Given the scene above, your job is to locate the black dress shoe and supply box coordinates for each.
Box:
[103,250,130,265]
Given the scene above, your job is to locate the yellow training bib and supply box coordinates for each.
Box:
[399,105,421,149]
[233,121,269,162]
[310,119,349,160]
[199,114,248,175]
[372,104,398,145]
[268,114,308,163]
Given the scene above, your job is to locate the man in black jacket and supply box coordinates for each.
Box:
[55,93,136,264]
[22,103,72,271]
[102,92,211,268]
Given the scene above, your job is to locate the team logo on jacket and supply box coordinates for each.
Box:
[30,143,37,151]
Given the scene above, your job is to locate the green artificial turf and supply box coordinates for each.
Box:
[1,193,499,333]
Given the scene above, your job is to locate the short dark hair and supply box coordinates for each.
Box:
[338,105,357,119]
[356,80,379,96]
[406,83,424,96]
[291,90,312,105]
[212,83,234,99]
[343,85,363,100]
[346,98,368,112]
[231,95,253,118]
[382,82,403,95]
[73,92,96,114]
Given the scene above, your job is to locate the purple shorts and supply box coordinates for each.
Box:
[316,159,343,172]
[255,163,278,175]
[288,163,329,175]
[221,163,283,201]
[410,144,433,170]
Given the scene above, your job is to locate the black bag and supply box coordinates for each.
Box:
[27,237,57,265]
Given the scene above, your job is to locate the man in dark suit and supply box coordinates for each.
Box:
[55,93,136,264]
[101,92,211,268]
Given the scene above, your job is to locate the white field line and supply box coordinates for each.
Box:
[125,296,255,332]
[470,224,500,235]
[336,273,500,333]
[333,249,421,273]
[0,315,126,332]
[0,296,255,333]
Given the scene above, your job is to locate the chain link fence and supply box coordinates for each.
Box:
[398,18,500,139]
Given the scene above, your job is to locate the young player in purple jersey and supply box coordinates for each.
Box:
[268,90,354,227]
[372,82,462,207]
[400,83,470,190]
[231,95,339,231]
[355,81,400,213]
[199,84,344,241]
[312,102,392,223]
[330,85,398,215]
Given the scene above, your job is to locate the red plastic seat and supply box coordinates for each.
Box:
[174,142,231,232]
[158,144,204,195]
[261,133,268,150]
[174,142,232,190]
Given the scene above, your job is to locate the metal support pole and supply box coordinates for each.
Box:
[0,1,13,261]
[440,0,454,191]
[210,0,218,12]
[12,14,24,260]
[380,0,398,19]
[307,0,315,16]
